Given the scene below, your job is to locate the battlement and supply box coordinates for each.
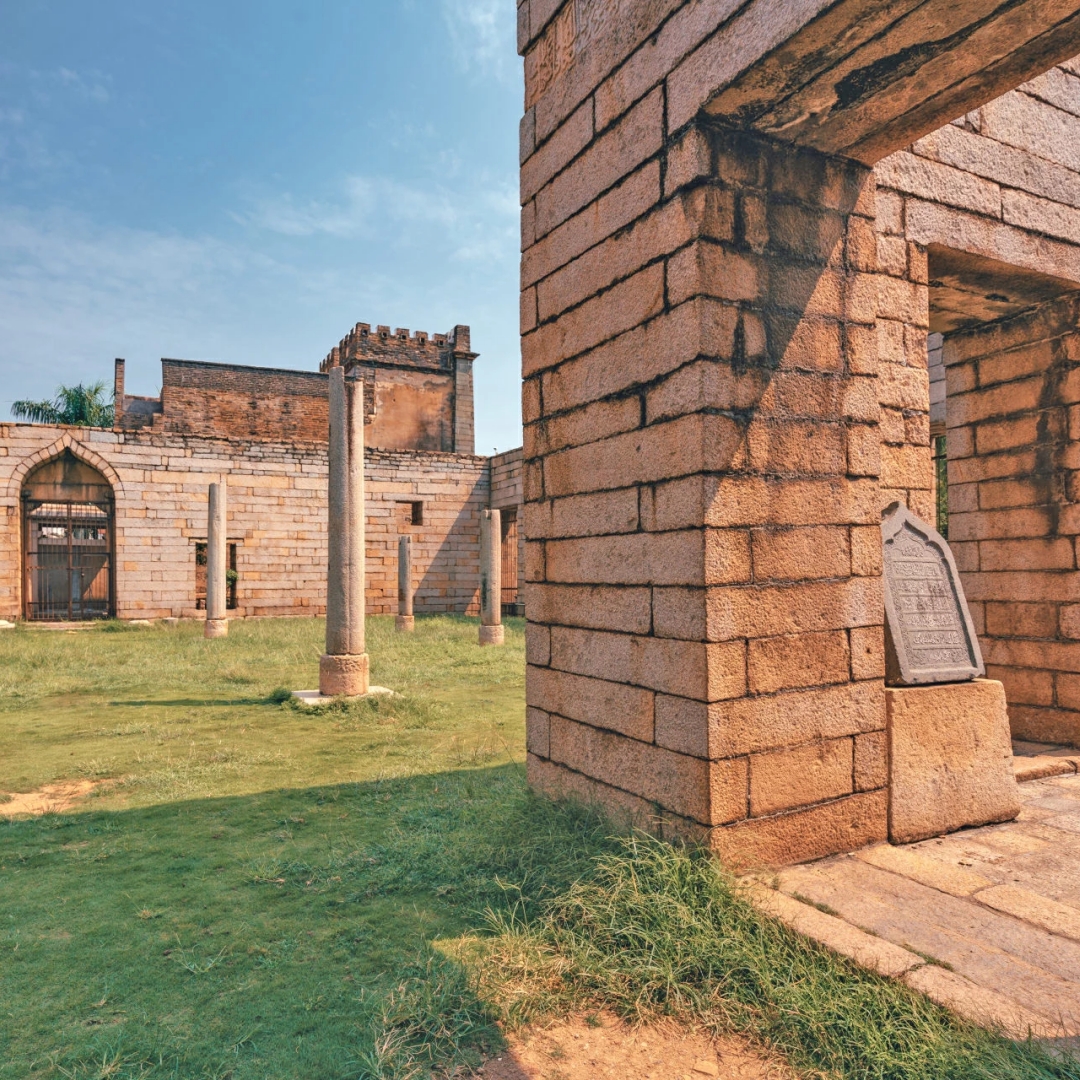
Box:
[320,321,474,373]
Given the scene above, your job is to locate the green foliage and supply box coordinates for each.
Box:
[11,380,115,427]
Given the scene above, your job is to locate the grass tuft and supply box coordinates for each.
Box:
[476,834,1078,1080]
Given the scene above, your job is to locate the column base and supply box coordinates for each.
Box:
[888,678,1020,843]
[319,652,370,697]
[395,615,415,633]
[204,619,228,639]
[479,623,504,646]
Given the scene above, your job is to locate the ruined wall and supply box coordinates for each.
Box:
[943,294,1080,747]
[322,322,478,453]
[156,360,331,443]
[0,424,488,621]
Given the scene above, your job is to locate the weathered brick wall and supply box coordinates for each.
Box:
[520,113,888,867]
[0,424,488,621]
[870,61,1080,533]
[157,360,332,442]
[323,322,478,453]
[944,294,1080,746]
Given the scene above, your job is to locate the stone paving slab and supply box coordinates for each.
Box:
[746,752,1080,1045]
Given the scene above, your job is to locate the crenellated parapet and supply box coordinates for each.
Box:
[320,322,475,373]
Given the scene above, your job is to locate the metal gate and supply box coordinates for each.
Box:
[23,499,113,621]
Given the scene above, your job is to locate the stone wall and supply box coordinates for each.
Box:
[0,423,489,621]
[517,0,1080,863]
[944,294,1080,746]
[872,60,1080,748]
[115,319,479,454]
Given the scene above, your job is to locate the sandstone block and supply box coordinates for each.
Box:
[887,679,1020,844]
[748,630,851,694]
[711,789,887,870]
[749,737,854,816]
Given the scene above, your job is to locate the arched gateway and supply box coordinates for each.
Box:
[21,450,114,621]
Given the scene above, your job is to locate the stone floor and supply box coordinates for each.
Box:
[750,743,1080,1050]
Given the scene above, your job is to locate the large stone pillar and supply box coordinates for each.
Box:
[396,535,415,632]
[479,508,504,646]
[523,122,887,868]
[204,481,228,639]
[320,366,369,696]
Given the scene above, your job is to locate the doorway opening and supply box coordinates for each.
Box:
[21,450,114,621]
[500,508,521,616]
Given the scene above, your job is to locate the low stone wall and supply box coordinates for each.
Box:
[0,423,490,621]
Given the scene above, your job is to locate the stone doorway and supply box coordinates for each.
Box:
[21,451,114,621]
[500,508,521,616]
[928,247,1080,747]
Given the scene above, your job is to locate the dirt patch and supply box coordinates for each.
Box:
[482,1014,793,1080]
[0,780,100,816]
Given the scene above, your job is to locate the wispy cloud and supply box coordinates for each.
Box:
[56,67,112,105]
[441,0,517,83]
[235,172,517,262]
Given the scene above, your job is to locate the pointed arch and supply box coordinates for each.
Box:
[8,433,123,501]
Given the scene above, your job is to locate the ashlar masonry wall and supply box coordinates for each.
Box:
[0,423,488,621]
[944,294,1080,746]
[870,59,1080,748]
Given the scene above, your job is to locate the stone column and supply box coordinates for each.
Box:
[396,534,415,632]
[522,124,887,868]
[479,507,504,646]
[320,366,369,696]
[204,481,228,639]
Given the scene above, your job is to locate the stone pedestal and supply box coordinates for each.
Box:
[479,507,502,647]
[204,481,228,639]
[318,652,371,698]
[319,365,369,697]
[888,678,1020,843]
[396,535,414,633]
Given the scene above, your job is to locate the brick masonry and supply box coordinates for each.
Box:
[944,294,1080,746]
[118,320,478,455]
[518,0,1080,865]
[0,423,494,621]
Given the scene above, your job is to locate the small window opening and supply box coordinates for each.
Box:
[410,501,424,526]
[195,541,239,610]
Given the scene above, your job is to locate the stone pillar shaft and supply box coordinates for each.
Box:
[204,481,228,638]
[396,535,415,632]
[321,366,369,695]
[479,508,504,645]
[325,367,365,657]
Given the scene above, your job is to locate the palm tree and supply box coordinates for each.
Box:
[11,382,115,427]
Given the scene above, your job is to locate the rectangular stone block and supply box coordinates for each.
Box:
[887,679,1020,844]
[749,737,854,816]
[711,790,888,870]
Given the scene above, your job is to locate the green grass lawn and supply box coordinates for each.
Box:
[0,616,587,1080]
[2,617,1077,1080]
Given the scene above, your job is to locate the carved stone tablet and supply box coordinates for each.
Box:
[881,502,984,686]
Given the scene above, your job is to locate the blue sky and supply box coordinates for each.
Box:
[0,1,524,452]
